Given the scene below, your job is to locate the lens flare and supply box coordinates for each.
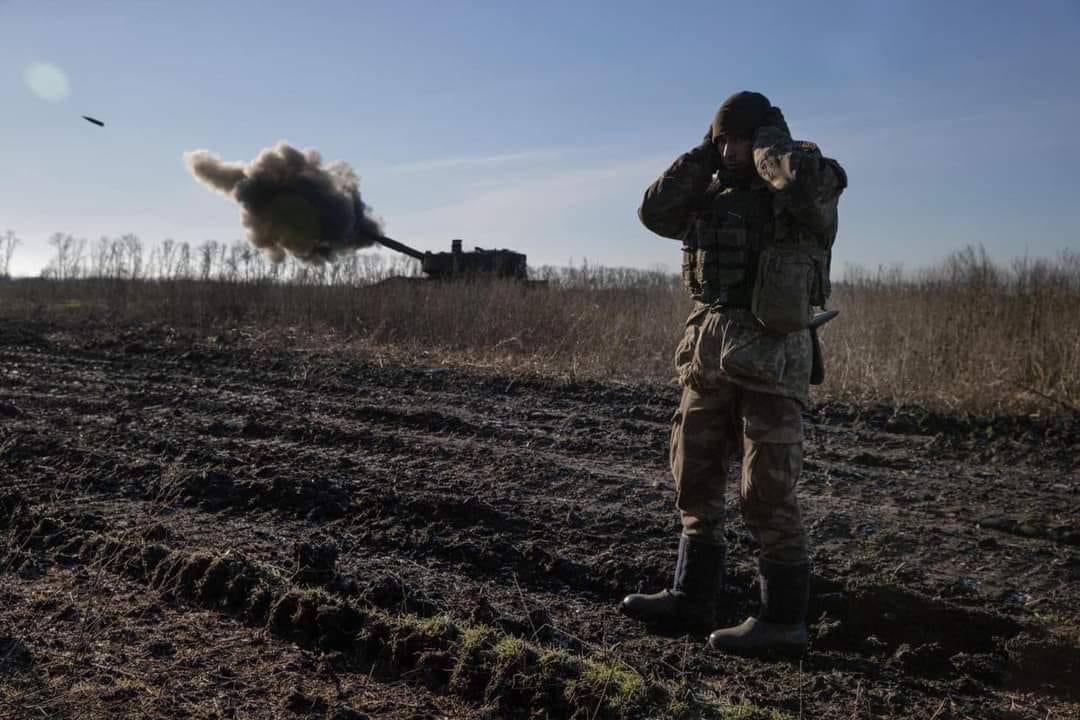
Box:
[24,62,71,102]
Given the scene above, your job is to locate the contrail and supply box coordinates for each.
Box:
[184,141,383,264]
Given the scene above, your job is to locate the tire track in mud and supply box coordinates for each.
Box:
[0,494,683,719]
[2,361,1069,610]
[0,341,672,423]
[2,442,1062,686]
[5,417,676,606]
[6,480,1080,717]
[2,375,665,470]
[1,343,679,606]
[3,338,1073,607]
[4,332,1080,718]
[1,343,669,483]
[0,570,462,720]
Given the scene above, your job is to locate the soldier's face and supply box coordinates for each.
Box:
[717,136,754,176]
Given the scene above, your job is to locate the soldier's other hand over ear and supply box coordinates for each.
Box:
[690,125,721,172]
[686,129,721,175]
[703,124,716,146]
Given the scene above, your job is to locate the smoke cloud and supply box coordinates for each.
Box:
[184,141,383,264]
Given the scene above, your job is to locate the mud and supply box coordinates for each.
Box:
[1,319,1079,719]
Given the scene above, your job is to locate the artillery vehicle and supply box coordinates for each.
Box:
[372,236,528,281]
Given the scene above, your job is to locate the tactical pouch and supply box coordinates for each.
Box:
[686,228,750,305]
[751,245,816,334]
[716,315,787,386]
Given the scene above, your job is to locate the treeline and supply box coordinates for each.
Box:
[32,233,420,285]
[5,231,679,290]
[0,232,1077,414]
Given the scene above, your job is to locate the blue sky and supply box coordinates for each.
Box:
[2,0,1078,277]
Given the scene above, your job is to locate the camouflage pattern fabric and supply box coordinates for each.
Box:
[670,383,808,564]
[639,101,844,567]
[675,304,813,406]
[753,125,847,249]
[636,143,718,241]
[639,113,845,404]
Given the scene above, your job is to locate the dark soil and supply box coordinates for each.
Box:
[1,319,1078,719]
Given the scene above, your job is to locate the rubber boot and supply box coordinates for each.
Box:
[620,535,724,628]
[708,558,810,656]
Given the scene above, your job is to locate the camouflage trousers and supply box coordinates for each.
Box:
[670,381,808,564]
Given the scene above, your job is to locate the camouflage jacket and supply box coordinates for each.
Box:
[638,124,846,405]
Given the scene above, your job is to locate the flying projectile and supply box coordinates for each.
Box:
[81,115,104,127]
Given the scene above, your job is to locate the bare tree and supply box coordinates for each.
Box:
[89,237,110,277]
[224,241,243,282]
[159,238,176,279]
[199,240,217,281]
[0,230,20,278]
[108,237,127,278]
[215,242,228,281]
[175,241,191,279]
[44,233,87,280]
[121,234,143,279]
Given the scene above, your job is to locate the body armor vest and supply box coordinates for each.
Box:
[681,185,773,306]
[681,182,834,310]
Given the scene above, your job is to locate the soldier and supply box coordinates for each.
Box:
[622,91,846,655]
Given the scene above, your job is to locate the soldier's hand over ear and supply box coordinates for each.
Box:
[690,125,721,175]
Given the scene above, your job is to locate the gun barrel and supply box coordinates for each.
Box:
[368,234,426,261]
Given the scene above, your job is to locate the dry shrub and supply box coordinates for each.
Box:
[823,247,1080,413]
[1,239,1077,414]
[0,270,689,382]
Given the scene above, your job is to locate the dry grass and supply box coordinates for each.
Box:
[0,235,1077,415]
[822,247,1080,414]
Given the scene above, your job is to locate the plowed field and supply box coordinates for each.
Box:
[2,319,1078,719]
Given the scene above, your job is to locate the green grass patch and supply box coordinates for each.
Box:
[569,654,649,714]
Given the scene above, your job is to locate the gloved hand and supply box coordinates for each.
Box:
[757,105,791,138]
[689,124,721,175]
[753,106,797,189]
